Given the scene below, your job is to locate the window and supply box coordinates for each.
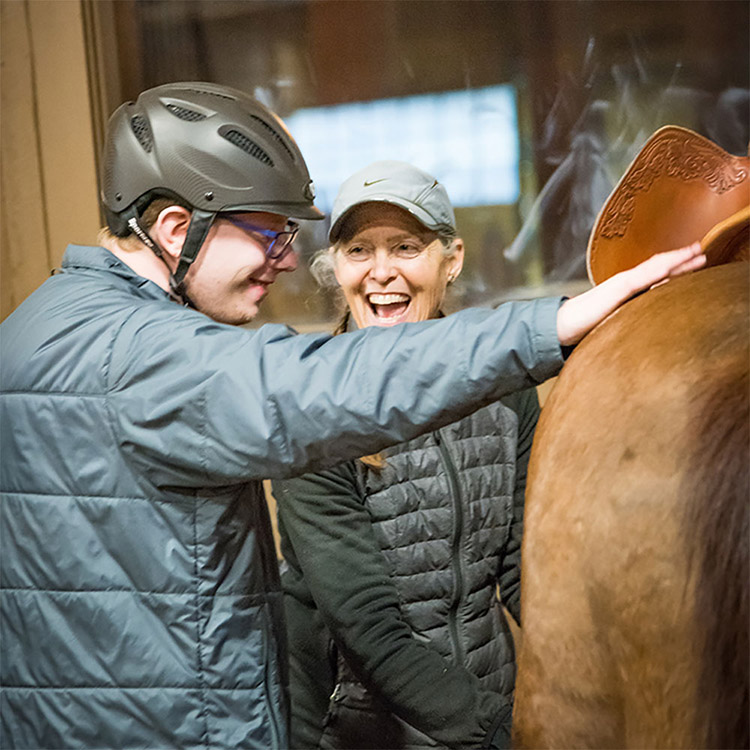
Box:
[285,85,519,213]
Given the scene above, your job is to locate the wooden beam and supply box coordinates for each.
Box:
[1,0,101,319]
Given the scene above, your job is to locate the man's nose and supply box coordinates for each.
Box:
[270,248,298,273]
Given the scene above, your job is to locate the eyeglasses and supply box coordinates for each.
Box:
[224,215,299,260]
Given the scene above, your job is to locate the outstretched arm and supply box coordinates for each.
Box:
[557,243,706,346]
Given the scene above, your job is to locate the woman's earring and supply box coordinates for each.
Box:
[447,274,455,284]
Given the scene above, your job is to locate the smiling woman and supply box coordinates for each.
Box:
[273,160,531,750]
[332,203,463,327]
[313,160,465,331]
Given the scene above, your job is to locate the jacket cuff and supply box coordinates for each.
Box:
[481,699,513,749]
[530,295,567,382]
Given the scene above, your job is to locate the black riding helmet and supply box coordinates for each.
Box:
[100,81,323,302]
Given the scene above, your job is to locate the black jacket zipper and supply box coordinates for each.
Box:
[435,428,467,666]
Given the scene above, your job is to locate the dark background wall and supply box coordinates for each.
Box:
[3,0,747,325]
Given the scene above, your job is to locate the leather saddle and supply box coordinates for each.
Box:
[587,125,749,285]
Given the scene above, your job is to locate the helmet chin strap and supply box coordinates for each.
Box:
[123,206,164,258]
[169,209,217,307]
[123,206,216,308]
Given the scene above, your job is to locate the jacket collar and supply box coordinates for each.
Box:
[61,244,171,302]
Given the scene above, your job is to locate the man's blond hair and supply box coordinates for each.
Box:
[98,198,191,251]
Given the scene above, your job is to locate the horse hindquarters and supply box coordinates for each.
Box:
[513,390,699,749]
[513,263,749,749]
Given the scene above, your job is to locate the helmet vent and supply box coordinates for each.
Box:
[130,115,153,152]
[221,128,274,166]
[165,103,207,122]
[184,87,235,101]
[249,115,296,162]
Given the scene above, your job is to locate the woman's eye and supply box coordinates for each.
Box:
[346,245,369,259]
[395,243,422,258]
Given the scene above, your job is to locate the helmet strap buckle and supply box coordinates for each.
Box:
[123,206,164,258]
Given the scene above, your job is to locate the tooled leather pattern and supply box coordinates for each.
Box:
[600,128,748,239]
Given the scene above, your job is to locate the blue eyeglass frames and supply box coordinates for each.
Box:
[223,215,299,260]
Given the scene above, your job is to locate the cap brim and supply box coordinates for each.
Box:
[329,196,446,242]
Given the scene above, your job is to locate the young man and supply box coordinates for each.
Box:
[0,82,705,749]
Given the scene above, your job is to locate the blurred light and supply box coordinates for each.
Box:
[285,85,519,213]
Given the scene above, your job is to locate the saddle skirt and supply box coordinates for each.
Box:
[587,125,749,284]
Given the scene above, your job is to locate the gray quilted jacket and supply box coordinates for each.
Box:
[0,245,563,750]
[275,388,537,749]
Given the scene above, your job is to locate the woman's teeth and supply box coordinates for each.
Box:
[368,293,410,319]
[368,293,410,305]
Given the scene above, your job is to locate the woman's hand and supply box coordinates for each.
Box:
[556,242,706,347]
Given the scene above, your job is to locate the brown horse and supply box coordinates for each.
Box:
[513,261,749,749]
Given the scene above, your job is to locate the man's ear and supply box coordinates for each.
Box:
[150,206,193,262]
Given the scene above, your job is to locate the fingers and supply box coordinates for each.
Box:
[648,244,707,290]
[667,248,707,277]
[628,242,706,295]
[653,241,705,277]
[556,242,707,347]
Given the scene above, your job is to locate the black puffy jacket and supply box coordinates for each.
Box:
[274,387,538,749]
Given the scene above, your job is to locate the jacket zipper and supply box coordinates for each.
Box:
[263,620,283,749]
[435,428,467,666]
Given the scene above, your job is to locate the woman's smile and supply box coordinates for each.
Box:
[367,292,411,321]
[333,204,464,329]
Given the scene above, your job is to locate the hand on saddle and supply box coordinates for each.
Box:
[556,242,706,347]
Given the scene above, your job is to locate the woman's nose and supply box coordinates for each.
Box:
[369,250,396,283]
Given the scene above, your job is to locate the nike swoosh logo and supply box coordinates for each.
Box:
[363,178,387,187]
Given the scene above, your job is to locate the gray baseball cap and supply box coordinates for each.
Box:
[329,160,456,242]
